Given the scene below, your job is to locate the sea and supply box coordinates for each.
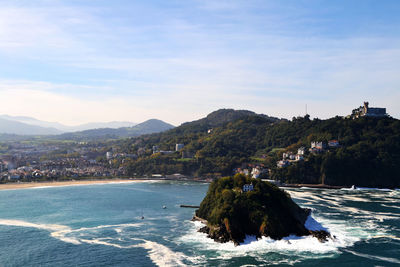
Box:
[0,180,399,266]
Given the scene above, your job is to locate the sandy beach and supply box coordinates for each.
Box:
[0,179,146,190]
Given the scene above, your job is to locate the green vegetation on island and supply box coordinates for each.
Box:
[194,174,330,245]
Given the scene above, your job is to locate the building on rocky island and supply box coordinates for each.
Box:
[243,184,254,192]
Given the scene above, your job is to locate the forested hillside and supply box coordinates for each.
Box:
[114,110,400,187]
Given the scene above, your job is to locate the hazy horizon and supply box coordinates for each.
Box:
[1,0,399,125]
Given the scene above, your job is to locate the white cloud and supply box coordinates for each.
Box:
[0,1,399,124]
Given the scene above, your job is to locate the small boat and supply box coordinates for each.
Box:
[141,216,144,220]
[162,205,167,209]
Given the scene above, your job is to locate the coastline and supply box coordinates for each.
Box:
[0,178,150,191]
[0,177,212,191]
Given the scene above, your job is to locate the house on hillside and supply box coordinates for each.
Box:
[277,160,290,168]
[310,141,325,154]
[297,147,305,155]
[175,144,184,151]
[328,140,340,148]
[311,141,325,150]
[282,152,295,160]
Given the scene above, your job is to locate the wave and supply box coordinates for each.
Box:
[0,218,189,266]
[178,210,393,265]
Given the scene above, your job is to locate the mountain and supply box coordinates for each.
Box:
[56,119,175,140]
[66,121,137,132]
[0,115,68,131]
[0,115,136,132]
[0,117,62,135]
[175,109,280,134]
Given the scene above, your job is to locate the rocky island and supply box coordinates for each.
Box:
[194,174,330,245]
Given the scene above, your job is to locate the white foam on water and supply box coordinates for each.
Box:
[0,218,192,267]
[343,249,400,264]
[355,187,393,192]
[180,220,344,257]
[139,239,187,266]
[51,230,82,245]
[29,186,60,189]
[0,219,70,232]
[178,208,393,265]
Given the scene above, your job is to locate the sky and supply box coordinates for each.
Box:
[0,0,399,126]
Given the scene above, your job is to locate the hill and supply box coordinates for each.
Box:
[56,119,175,140]
[117,111,400,188]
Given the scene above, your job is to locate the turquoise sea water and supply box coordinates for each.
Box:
[0,181,399,266]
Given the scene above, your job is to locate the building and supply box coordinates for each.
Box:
[328,140,340,147]
[152,146,159,154]
[8,174,21,180]
[283,152,295,160]
[297,147,305,155]
[277,160,290,168]
[243,184,254,192]
[251,167,269,179]
[251,167,261,178]
[175,144,184,151]
[311,141,325,150]
[106,152,113,160]
[353,102,387,118]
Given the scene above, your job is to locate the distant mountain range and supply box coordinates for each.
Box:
[0,117,62,135]
[0,115,137,133]
[0,114,174,139]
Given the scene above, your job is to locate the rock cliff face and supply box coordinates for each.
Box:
[195,174,330,245]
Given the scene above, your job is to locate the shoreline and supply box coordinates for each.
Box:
[0,177,212,191]
[0,178,153,190]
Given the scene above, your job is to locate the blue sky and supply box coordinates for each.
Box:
[0,0,399,125]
